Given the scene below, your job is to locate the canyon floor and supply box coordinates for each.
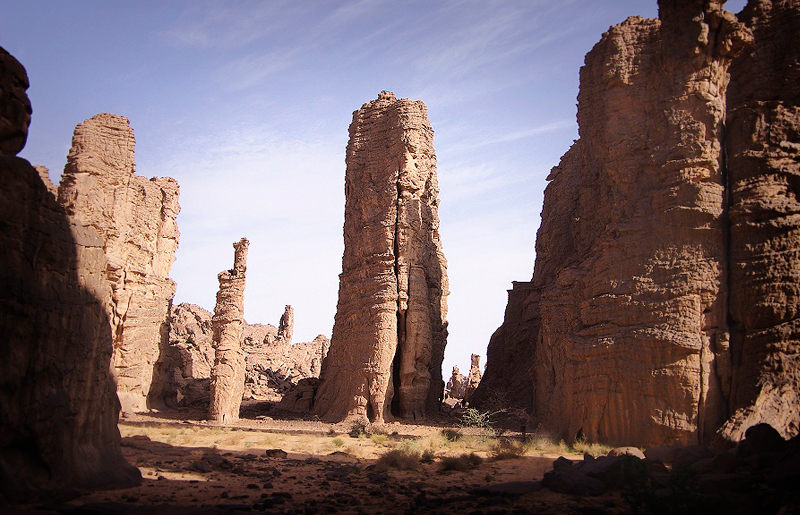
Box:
[13,404,628,515]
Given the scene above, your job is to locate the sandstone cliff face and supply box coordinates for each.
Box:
[314,91,449,423]
[722,0,800,442]
[0,47,139,502]
[57,113,180,413]
[209,238,249,422]
[475,1,758,446]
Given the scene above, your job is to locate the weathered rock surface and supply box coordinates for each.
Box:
[721,0,800,443]
[209,238,249,422]
[314,91,449,423]
[465,354,482,402]
[0,46,139,502]
[445,366,468,401]
[57,113,180,413]
[156,303,327,407]
[245,334,329,402]
[474,1,774,446]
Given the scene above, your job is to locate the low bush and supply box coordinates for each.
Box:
[439,452,484,471]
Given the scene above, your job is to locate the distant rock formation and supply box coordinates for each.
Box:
[265,305,294,347]
[0,46,139,502]
[58,113,180,413]
[245,334,329,401]
[314,91,449,423]
[157,303,328,407]
[474,1,798,447]
[209,238,249,422]
[465,354,482,402]
[445,366,468,401]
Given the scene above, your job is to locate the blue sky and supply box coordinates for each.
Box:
[1,0,748,376]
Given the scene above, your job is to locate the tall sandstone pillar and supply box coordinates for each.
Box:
[314,91,449,423]
[58,113,180,413]
[209,238,249,422]
[474,1,753,446]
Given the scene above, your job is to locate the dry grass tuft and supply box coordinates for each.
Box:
[439,452,484,471]
[374,449,421,471]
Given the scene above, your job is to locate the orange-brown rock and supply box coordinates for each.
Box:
[475,1,757,447]
[445,366,468,401]
[314,91,449,423]
[58,113,180,413]
[209,238,249,422]
[721,0,800,442]
[0,46,139,502]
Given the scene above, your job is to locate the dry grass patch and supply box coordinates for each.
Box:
[439,453,484,472]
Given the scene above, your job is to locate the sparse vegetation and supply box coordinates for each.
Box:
[440,428,462,442]
[331,437,344,448]
[374,449,421,471]
[439,452,484,471]
[348,421,368,438]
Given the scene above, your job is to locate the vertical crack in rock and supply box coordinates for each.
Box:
[719,0,800,442]
[57,113,181,413]
[209,238,249,423]
[314,91,448,423]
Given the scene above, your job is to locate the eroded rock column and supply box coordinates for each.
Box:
[58,113,180,413]
[209,238,249,422]
[314,91,449,423]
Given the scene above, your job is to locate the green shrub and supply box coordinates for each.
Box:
[440,428,462,442]
[331,438,344,448]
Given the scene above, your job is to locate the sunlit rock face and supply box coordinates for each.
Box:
[473,0,800,448]
[314,91,449,423]
[58,113,180,413]
[0,46,140,503]
[209,238,249,423]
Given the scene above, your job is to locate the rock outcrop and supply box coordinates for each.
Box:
[0,46,139,502]
[720,0,800,443]
[265,305,294,347]
[474,1,787,447]
[313,91,449,423]
[465,354,482,402]
[245,334,329,401]
[445,366,468,401]
[209,238,249,422]
[57,113,180,413]
[156,303,328,407]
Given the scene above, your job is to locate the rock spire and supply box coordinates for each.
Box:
[314,91,449,423]
[209,238,249,422]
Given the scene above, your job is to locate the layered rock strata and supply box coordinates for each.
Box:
[475,1,764,446]
[721,0,800,442]
[209,238,249,422]
[58,113,180,413]
[0,46,139,502]
[314,91,449,423]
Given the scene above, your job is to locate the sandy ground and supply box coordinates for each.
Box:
[12,407,629,514]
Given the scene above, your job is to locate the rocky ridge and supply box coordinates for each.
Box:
[313,91,449,423]
[474,0,800,447]
[158,303,329,407]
